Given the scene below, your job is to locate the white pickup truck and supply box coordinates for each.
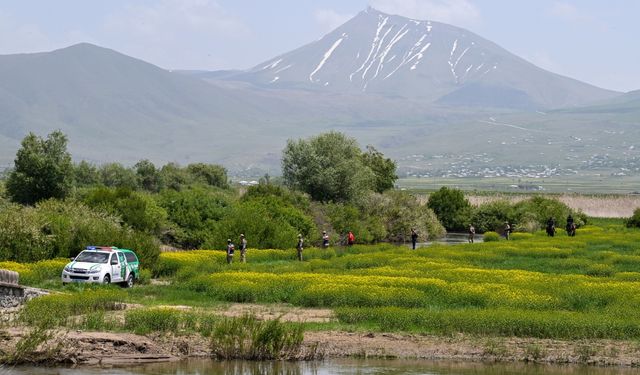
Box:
[61,246,139,287]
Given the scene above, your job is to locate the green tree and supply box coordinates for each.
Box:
[6,131,73,205]
[361,145,398,193]
[426,187,471,231]
[135,159,162,192]
[186,163,229,189]
[74,161,100,187]
[282,132,378,203]
[159,162,190,191]
[98,163,138,189]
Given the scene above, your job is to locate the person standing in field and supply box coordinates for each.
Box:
[504,222,511,240]
[566,215,576,237]
[226,239,235,264]
[410,228,418,250]
[239,234,248,263]
[347,231,355,246]
[468,224,476,243]
[296,234,304,261]
[322,231,330,248]
[546,217,556,237]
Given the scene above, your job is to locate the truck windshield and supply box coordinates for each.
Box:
[75,251,110,264]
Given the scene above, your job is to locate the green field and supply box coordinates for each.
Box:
[6,219,640,341]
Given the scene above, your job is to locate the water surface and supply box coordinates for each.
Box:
[6,359,640,375]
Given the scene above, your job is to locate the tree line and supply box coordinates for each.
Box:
[0,130,597,269]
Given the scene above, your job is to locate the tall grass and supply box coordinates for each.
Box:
[210,314,304,360]
[20,288,125,328]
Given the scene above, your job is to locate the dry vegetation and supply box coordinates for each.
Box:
[465,194,640,218]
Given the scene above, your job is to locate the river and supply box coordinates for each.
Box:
[6,359,640,375]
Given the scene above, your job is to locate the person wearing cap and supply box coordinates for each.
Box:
[504,222,511,240]
[296,234,304,261]
[239,234,248,263]
[322,231,330,248]
[226,239,235,264]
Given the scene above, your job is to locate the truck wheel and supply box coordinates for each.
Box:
[124,274,134,288]
[103,274,111,284]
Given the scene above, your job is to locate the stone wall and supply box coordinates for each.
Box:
[0,269,24,298]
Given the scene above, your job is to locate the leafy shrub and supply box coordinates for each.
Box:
[137,268,152,285]
[483,232,500,242]
[513,196,585,231]
[325,203,385,244]
[625,208,640,228]
[80,187,168,235]
[157,186,234,249]
[427,187,472,231]
[470,200,515,233]
[0,199,160,267]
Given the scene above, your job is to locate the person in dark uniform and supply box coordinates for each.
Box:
[410,228,418,250]
[546,217,556,237]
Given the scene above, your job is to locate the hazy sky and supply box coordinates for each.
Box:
[1,0,638,92]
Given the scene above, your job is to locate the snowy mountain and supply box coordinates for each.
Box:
[230,7,618,109]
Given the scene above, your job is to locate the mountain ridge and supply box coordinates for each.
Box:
[225,7,618,109]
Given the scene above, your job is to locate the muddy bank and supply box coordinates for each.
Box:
[2,327,640,367]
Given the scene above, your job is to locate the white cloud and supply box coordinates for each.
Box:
[314,9,353,32]
[102,0,251,69]
[549,2,590,23]
[369,0,481,26]
[548,2,608,33]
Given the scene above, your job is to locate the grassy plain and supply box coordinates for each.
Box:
[5,219,640,343]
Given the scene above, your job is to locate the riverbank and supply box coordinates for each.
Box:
[4,224,640,368]
[3,320,640,367]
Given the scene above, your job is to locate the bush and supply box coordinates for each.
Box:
[360,191,445,241]
[513,196,584,231]
[471,200,515,233]
[325,203,386,244]
[0,199,160,267]
[483,232,500,242]
[157,186,234,249]
[206,196,316,249]
[80,187,168,235]
[625,208,640,228]
[427,187,472,231]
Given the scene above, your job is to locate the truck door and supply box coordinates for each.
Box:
[110,254,122,282]
[117,252,127,280]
